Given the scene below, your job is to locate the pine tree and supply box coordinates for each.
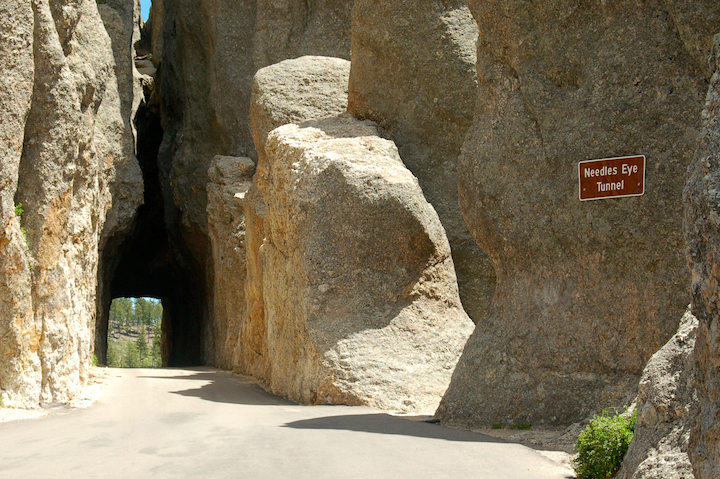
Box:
[136,325,148,363]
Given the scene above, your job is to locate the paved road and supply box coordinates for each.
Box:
[0,368,573,478]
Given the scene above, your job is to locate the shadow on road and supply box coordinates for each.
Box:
[283,413,507,443]
[138,369,295,406]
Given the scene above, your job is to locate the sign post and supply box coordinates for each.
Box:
[578,155,645,201]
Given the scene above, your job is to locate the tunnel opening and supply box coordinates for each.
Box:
[95,65,208,368]
[107,297,163,368]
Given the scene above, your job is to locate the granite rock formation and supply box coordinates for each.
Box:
[0,0,142,407]
[206,155,255,370]
[238,55,350,379]
[254,115,474,412]
[617,309,698,479]
[254,0,353,70]
[155,1,355,363]
[0,0,40,407]
[94,0,146,368]
[251,56,351,164]
[348,0,494,323]
[438,0,720,427]
[684,32,720,479]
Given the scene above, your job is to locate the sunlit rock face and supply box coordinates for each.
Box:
[617,309,698,479]
[438,0,720,427]
[252,115,474,413]
[0,0,143,407]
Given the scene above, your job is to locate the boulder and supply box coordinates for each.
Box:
[438,0,720,427]
[230,55,350,379]
[684,32,720,479]
[250,56,350,165]
[617,309,698,479]
[254,115,474,412]
[348,0,494,323]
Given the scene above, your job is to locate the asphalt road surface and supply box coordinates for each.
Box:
[0,368,573,478]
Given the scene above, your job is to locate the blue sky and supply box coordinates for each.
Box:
[140,0,150,21]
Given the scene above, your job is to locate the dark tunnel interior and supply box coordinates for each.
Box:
[95,90,206,368]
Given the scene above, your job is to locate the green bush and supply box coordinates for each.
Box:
[574,410,637,479]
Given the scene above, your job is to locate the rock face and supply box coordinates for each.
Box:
[206,156,255,370]
[617,309,698,479]
[254,0,353,70]
[253,115,474,412]
[684,33,720,479]
[235,55,350,379]
[438,1,720,427]
[348,0,494,323]
[251,56,351,164]
[0,0,40,407]
[0,0,142,407]
[94,0,145,367]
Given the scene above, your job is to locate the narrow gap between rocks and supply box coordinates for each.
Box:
[95,72,206,368]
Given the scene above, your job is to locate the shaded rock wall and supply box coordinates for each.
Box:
[254,0,353,70]
[348,0,494,324]
[685,32,720,479]
[617,309,698,479]
[438,0,720,427]
[94,0,145,366]
[0,0,142,406]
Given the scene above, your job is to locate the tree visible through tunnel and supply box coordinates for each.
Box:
[107,298,163,368]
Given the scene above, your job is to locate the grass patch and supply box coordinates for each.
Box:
[574,410,637,479]
[491,423,504,430]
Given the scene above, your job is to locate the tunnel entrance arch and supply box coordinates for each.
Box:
[95,79,208,369]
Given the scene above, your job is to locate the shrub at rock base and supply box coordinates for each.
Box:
[575,411,637,479]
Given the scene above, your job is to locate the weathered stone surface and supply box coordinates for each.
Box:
[252,115,473,412]
[253,0,353,70]
[0,0,142,407]
[439,0,720,427]
[206,155,255,370]
[156,0,355,364]
[617,309,698,479]
[145,0,163,64]
[231,55,351,380]
[685,33,720,479]
[0,0,41,408]
[348,0,493,324]
[250,56,350,164]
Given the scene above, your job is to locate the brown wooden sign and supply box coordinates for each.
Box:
[579,155,645,201]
